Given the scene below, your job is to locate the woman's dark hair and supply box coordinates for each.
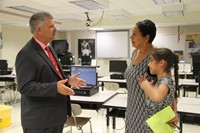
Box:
[151,48,179,98]
[136,19,156,43]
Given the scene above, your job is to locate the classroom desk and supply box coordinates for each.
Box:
[102,93,127,129]
[70,91,117,110]
[102,93,200,131]
[98,76,126,90]
[0,74,16,82]
[179,79,198,86]
[179,79,198,97]
[177,97,200,133]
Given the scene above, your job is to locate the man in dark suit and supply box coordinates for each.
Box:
[15,12,86,133]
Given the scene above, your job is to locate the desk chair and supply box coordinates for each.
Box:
[65,104,92,133]
[104,83,127,94]
[104,82,119,91]
[11,67,20,105]
[0,81,16,104]
[184,85,198,97]
[0,84,6,103]
[2,67,19,105]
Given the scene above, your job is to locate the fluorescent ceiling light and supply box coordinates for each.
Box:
[89,27,104,30]
[162,4,184,17]
[57,14,84,22]
[69,0,109,10]
[153,0,181,5]
[105,10,132,20]
[163,10,183,17]
[8,6,42,13]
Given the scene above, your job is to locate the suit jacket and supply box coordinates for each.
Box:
[15,38,71,129]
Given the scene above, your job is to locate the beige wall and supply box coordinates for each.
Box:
[0,24,2,59]
[2,25,200,75]
[66,30,131,76]
[1,25,66,67]
[2,26,31,67]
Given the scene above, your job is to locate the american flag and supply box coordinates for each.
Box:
[177,26,180,44]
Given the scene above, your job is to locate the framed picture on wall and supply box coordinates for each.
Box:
[78,39,95,59]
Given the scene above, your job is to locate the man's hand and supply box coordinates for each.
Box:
[68,72,86,89]
[57,79,75,95]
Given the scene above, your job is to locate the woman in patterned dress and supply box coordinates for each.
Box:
[138,48,179,132]
[124,20,179,133]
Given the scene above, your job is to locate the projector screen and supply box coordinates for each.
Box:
[96,30,130,58]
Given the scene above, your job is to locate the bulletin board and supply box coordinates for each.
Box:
[186,33,200,58]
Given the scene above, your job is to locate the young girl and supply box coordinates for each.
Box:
[138,48,179,132]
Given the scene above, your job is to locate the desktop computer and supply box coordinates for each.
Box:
[70,66,99,96]
[73,86,99,96]
[110,73,124,79]
[109,60,127,80]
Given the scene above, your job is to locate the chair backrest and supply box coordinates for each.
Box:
[71,104,81,116]
[104,82,119,91]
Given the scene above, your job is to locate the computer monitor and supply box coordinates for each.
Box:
[0,60,8,75]
[0,60,7,71]
[51,40,69,58]
[70,66,97,86]
[109,60,127,73]
[191,53,200,82]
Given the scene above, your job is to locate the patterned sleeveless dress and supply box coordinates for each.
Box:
[124,50,151,133]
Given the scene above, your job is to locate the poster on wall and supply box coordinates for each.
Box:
[186,34,200,58]
[78,39,95,59]
[0,32,3,49]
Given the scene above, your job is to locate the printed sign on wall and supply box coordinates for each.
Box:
[186,34,200,58]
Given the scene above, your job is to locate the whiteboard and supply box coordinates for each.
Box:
[96,30,129,58]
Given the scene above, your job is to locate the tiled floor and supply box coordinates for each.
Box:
[1,89,200,133]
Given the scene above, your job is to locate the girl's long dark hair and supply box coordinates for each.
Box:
[151,48,179,98]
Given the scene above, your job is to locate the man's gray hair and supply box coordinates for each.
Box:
[29,11,53,34]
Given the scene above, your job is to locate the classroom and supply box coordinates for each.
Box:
[0,0,200,133]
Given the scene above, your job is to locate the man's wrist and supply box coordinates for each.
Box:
[65,80,70,87]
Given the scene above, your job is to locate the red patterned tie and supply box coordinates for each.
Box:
[45,47,63,79]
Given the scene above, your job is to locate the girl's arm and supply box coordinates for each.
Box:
[140,80,169,102]
[167,98,179,128]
